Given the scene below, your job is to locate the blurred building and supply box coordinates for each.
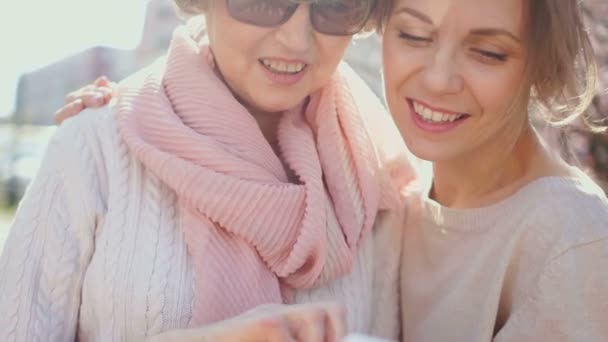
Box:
[344,35,384,99]
[14,47,135,125]
[3,0,180,205]
[13,0,179,126]
[136,0,180,66]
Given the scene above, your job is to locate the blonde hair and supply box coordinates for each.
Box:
[376,0,603,132]
[526,0,603,133]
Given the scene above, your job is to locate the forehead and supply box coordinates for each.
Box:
[394,0,525,31]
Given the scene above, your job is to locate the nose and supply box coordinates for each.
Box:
[274,5,314,54]
[421,46,464,95]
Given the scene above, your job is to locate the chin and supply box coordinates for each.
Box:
[408,148,441,163]
[255,96,307,113]
[403,137,458,163]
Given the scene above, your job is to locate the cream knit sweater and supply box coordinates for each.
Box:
[0,107,405,342]
[401,174,608,342]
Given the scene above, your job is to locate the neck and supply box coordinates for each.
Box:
[248,107,282,149]
[248,105,303,183]
[214,65,301,182]
[212,60,282,148]
[431,124,543,208]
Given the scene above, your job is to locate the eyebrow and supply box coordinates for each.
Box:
[394,7,521,43]
[394,7,433,25]
[470,28,521,43]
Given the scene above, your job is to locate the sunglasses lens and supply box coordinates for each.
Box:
[312,0,373,35]
[226,0,295,27]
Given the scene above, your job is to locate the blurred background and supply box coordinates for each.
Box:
[0,0,607,248]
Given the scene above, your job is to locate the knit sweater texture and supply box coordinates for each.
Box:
[401,174,608,342]
[0,98,411,341]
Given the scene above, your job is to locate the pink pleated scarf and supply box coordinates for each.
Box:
[115,23,400,326]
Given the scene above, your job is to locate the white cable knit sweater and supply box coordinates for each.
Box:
[0,107,405,342]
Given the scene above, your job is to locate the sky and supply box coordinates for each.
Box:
[0,0,150,117]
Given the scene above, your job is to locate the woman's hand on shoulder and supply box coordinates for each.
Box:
[54,76,116,125]
[145,302,346,342]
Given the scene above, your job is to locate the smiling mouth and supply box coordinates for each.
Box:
[409,99,470,124]
[259,58,308,75]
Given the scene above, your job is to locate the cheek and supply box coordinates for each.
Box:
[382,37,418,98]
[381,42,414,132]
[382,43,405,117]
[206,9,263,63]
[382,39,400,92]
[314,36,351,80]
[467,67,525,115]
[208,26,267,87]
[210,38,255,91]
[321,37,351,65]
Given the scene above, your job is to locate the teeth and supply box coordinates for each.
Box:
[287,64,299,73]
[422,107,432,120]
[413,101,463,123]
[261,59,305,74]
[431,111,443,122]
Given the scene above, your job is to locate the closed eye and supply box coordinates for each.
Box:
[470,48,508,62]
[399,31,432,43]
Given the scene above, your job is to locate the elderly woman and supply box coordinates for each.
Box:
[0,0,417,341]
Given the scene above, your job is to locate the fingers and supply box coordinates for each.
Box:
[285,302,347,342]
[94,75,110,87]
[96,76,118,95]
[242,317,297,342]
[94,76,118,96]
[81,91,111,107]
[287,306,327,342]
[65,84,97,103]
[55,92,109,125]
[144,303,346,342]
[324,303,347,342]
[144,315,296,342]
[65,88,112,105]
[223,302,346,342]
[54,99,84,125]
[64,76,115,105]
[55,76,116,125]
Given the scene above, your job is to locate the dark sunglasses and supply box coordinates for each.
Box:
[225,0,376,36]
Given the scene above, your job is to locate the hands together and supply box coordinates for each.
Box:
[145,302,347,342]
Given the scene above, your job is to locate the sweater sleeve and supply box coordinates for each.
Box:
[494,239,608,342]
[369,209,404,341]
[0,121,100,341]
